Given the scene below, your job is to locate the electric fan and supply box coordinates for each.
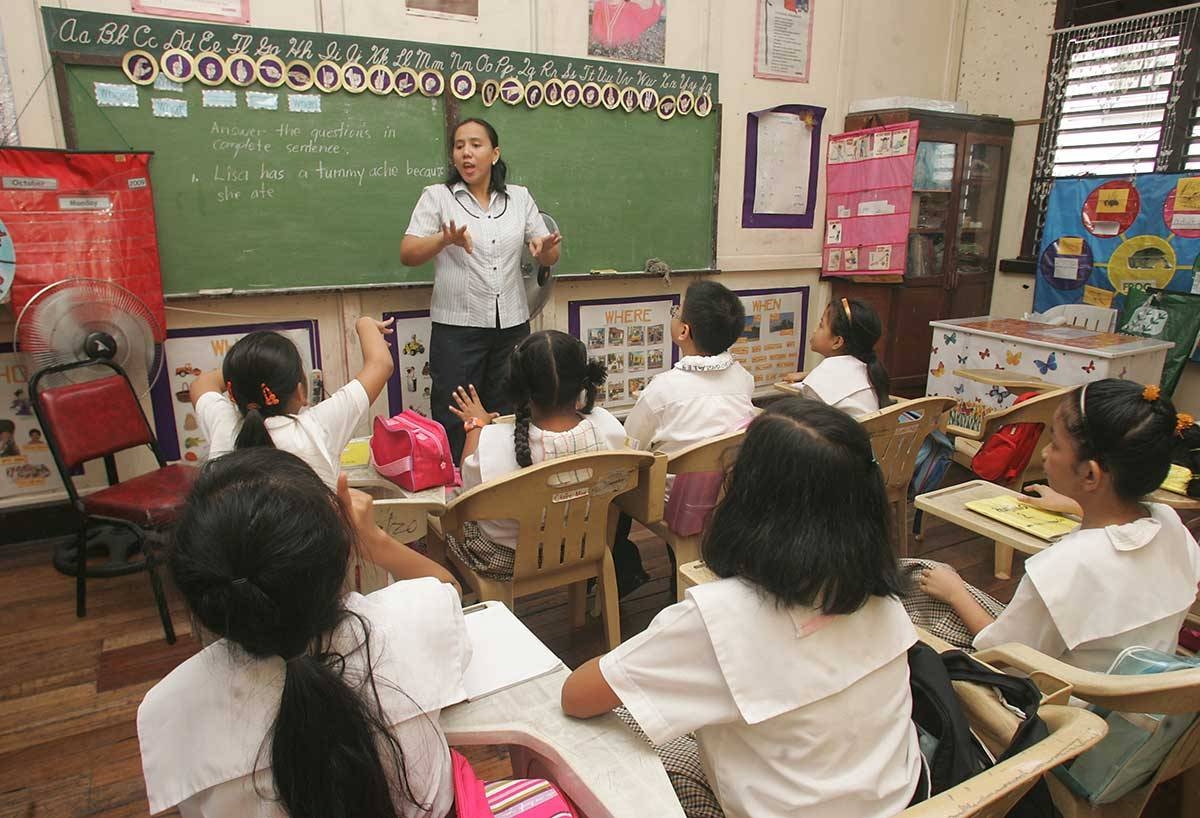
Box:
[521,212,559,320]
[13,277,164,396]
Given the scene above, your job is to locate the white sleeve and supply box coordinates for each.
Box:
[590,407,631,450]
[622,395,657,451]
[523,189,550,243]
[460,450,483,493]
[306,379,370,459]
[599,599,738,744]
[194,391,240,461]
[405,186,443,237]
[972,577,1068,658]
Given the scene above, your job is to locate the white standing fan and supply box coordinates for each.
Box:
[13,277,165,395]
[521,212,558,320]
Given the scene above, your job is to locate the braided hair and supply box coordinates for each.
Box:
[222,332,305,449]
[507,330,607,467]
[829,298,892,408]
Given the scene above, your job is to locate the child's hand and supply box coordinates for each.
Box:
[336,473,375,539]
[357,315,395,338]
[919,563,968,604]
[448,384,499,426]
[1021,484,1081,516]
[782,371,806,383]
[441,220,473,254]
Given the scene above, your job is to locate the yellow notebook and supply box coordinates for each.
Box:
[340,438,371,469]
[964,496,1079,542]
[1161,464,1192,497]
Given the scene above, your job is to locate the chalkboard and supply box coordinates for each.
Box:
[48,9,720,296]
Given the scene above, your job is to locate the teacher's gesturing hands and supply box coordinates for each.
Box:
[441,220,473,254]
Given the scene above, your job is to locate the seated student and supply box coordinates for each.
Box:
[615,279,755,593]
[138,448,469,818]
[914,380,1200,672]
[190,318,459,593]
[783,297,891,417]
[562,399,922,818]
[446,329,624,581]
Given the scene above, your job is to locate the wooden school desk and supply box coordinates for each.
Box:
[441,666,686,818]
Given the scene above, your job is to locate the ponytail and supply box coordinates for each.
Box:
[234,407,275,450]
[830,299,892,408]
[580,358,607,413]
[514,404,533,468]
[222,332,305,450]
[860,350,893,409]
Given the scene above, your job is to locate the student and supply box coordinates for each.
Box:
[783,297,891,417]
[190,318,458,592]
[137,448,470,818]
[445,329,623,580]
[561,399,922,818]
[915,380,1200,671]
[0,419,18,457]
[616,279,755,594]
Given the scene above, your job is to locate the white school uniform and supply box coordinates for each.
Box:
[796,355,878,418]
[974,503,1200,672]
[137,578,469,818]
[195,379,368,490]
[459,407,628,548]
[600,578,921,818]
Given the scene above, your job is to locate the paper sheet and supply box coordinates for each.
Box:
[463,601,565,700]
[755,0,813,81]
[752,111,811,215]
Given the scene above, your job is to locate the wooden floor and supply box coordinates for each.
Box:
[0,477,1174,817]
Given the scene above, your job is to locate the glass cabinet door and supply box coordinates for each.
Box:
[950,138,1007,316]
[907,140,956,284]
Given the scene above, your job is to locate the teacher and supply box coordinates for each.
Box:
[400,118,561,461]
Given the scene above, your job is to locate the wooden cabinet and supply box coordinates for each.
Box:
[832,109,1014,396]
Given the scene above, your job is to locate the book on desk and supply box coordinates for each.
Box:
[964,496,1079,542]
[462,600,565,701]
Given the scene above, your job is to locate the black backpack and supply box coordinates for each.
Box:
[908,642,1058,817]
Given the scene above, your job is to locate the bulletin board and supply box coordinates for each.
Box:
[1034,173,1200,361]
[568,294,680,411]
[729,285,809,386]
[385,309,433,418]
[820,120,917,278]
[0,342,64,502]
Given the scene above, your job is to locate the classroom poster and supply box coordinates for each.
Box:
[0,32,17,146]
[384,310,433,418]
[754,0,813,82]
[0,345,63,502]
[588,0,667,65]
[148,320,319,463]
[406,0,478,19]
[743,105,824,229]
[568,295,679,411]
[130,0,249,24]
[729,286,809,386]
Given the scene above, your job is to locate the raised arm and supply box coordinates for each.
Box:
[353,316,395,404]
[188,369,226,407]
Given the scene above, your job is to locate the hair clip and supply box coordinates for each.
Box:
[1177,412,1195,437]
[261,383,280,407]
[840,297,852,322]
[1142,384,1161,402]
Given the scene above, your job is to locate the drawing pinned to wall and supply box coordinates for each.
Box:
[385,310,433,418]
[569,295,677,410]
[132,0,249,24]
[406,0,479,20]
[754,0,813,83]
[588,0,667,66]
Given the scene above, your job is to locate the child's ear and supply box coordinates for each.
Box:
[1078,458,1105,492]
[295,381,308,407]
[830,335,845,352]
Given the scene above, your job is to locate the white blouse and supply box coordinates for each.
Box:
[797,355,879,417]
[138,579,470,817]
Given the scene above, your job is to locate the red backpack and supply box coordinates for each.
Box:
[970,392,1044,486]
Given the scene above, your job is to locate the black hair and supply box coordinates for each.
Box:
[507,330,607,468]
[171,448,419,818]
[222,331,306,450]
[1059,378,1200,499]
[0,419,12,434]
[680,280,746,355]
[701,397,902,613]
[445,118,507,195]
[828,298,892,408]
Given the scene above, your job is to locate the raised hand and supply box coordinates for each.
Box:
[528,231,562,262]
[441,220,473,255]
[447,384,499,426]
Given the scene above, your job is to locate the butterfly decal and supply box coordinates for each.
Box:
[932,347,939,355]
[953,384,965,395]
[1006,350,1022,366]
[1034,352,1058,375]
[943,332,957,345]
[988,385,1007,402]
[1081,360,1096,374]
[930,362,945,377]
[978,348,991,360]
[995,363,1006,370]
[957,354,968,364]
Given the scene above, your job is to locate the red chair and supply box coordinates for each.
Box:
[30,360,196,643]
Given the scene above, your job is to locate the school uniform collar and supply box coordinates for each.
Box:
[674,351,734,372]
[450,181,505,218]
[802,354,870,403]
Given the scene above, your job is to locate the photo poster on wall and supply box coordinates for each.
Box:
[0,343,64,501]
[385,310,434,418]
[568,295,680,411]
[1034,173,1200,362]
[742,104,824,229]
[729,286,809,386]
[821,120,918,280]
[149,320,320,463]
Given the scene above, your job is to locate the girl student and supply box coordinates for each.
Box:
[189,317,458,592]
[783,297,891,417]
[916,379,1200,671]
[445,329,625,581]
[138,448,470,818]
[562,399,923,818]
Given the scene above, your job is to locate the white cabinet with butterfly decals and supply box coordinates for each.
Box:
[926,317,1172,434]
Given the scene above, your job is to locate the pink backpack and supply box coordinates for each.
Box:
[451,750,579,818]
[370,410,457,491]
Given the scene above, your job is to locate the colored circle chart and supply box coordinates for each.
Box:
[1038,235,1093,291]
[1081,179,1139,238]
[1107,234,1177,294]
[1163,184,1200,238]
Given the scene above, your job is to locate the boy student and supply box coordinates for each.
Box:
[614,280,755,594]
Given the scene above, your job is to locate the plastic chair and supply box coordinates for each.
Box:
[429,450,655,650]
[1027,305,1119,333]
[974,642,1200,818]
[859,396,957,558]
[30,360,197,643]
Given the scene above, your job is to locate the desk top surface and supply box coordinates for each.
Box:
[441,667,685,818]
[914,480,1056,556]
[929,317,1172,358]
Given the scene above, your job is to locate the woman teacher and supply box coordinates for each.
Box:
[401,118,561,460]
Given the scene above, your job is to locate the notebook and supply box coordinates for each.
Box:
[1160,463,1192,497]
[340,437,371,468]
[964,495,1079,542]
[462,600,565,700]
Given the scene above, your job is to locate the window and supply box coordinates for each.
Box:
[1019,3,1200,259]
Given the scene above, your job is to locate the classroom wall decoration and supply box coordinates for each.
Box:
[742,104,824,229]
[384,310,433,419]
[148,320,320,463]
[43,8,718,295]
[1034,173,1200,362]
[753,0,813,83]
[821,120,917,279]
[729,286,809,386]
[132,0,250,25]
[568,295,679,411]
[588,0,667,66]
[0,344,63,502]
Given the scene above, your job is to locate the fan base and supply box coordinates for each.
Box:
[53,523,150,577]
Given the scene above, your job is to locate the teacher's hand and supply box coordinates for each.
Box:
[529,231,561,263]
[441,220,473,255]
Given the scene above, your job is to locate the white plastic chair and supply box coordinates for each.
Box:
[1025,304,1118,333]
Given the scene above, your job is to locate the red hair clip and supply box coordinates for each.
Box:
[261,383,280,407]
